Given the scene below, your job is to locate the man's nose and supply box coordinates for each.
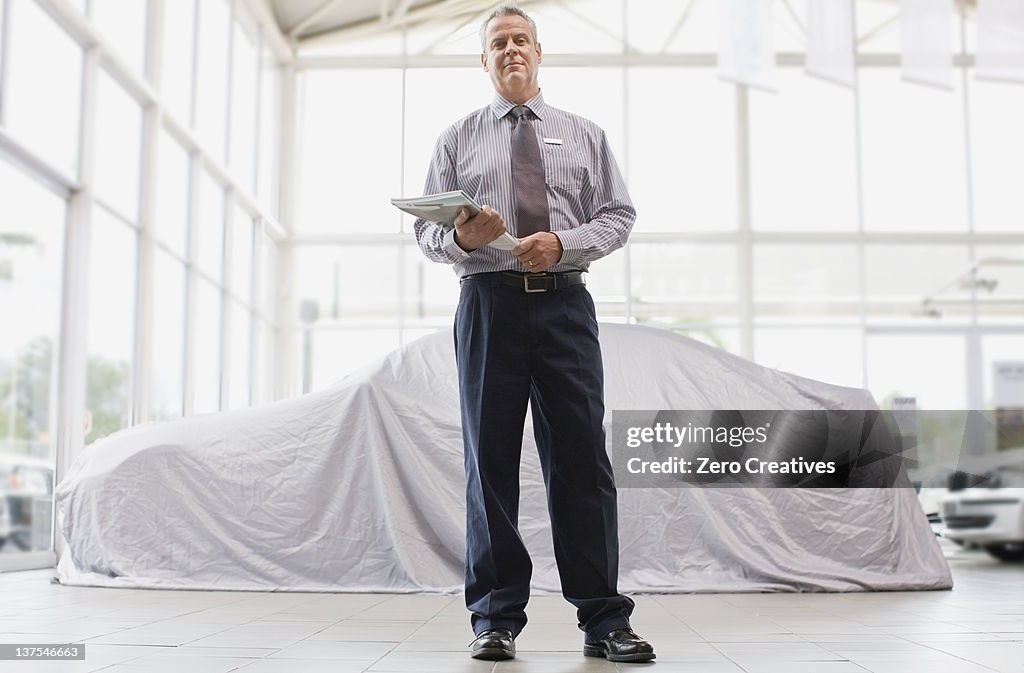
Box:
[505,41,519,56]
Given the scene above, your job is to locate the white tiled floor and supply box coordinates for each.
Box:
[1,542,1022,673]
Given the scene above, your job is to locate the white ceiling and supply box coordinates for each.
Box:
[267,0,515,45]
[265,0,977,53]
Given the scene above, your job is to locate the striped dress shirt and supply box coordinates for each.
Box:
[413,91,636,277]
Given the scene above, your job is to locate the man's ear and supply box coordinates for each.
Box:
[481,53,488,71]
[536,42,542,64]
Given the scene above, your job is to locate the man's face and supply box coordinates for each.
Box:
[481,14,542,102]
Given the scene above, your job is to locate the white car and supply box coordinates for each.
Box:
[916,487,948,534]
[941,486,1024,562]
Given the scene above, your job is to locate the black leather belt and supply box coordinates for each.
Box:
[464,271,585,293]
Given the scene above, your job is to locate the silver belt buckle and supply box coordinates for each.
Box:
[524,273,549,293]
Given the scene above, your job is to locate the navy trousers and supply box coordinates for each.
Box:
[454,274,635,640]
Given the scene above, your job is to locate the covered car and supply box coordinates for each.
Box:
[56,324,951,592]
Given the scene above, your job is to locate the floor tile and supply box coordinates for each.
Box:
[0,548,1021,673]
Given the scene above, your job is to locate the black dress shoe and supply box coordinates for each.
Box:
[470,628,515,660]
[583,628,656,663]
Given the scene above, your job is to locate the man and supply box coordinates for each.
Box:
[413,4,655,664]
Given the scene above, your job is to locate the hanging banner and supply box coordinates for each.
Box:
[719,0,776,92]
[977,0,1024,84]
[805,0,855,88]
[901,0,953,89]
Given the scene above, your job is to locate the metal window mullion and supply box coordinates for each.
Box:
[46,206,77,567]
[182,152,201,416]
[249,221,263,402]
[0,126,78,194]
[296,52,971,70]
[247,218,262,406]
[130,0,165,426]
[287,230,1024,247]
[866,325,1024,336]
[275,65,299,399]
[959,0,977,250]
[132,123,161,424]
[224,0,236,167]
[275,240,294,400]
[0,0,11,125]
[735,83,753,360]
[188,0,200,129]
[850,0,869,391]
[53,45,100,562]
[144,0,164,88]
[959,0,984,412]
[237,0,293,65]
[280,64,299,229]
[397,67,407,344]
[154,237,187,264]
[246,305,257,408]
[131,106,160,426]
[35,0,150,106]
[220,189,234,410]
[621,14,632,324]
[161,110,286,238]
[251,23,264,196]
[34,0,284,235]
[262,226,280,403]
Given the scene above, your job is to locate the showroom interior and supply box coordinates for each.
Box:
[1,0,1023,671]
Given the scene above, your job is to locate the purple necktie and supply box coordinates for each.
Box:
[510,105,550,237]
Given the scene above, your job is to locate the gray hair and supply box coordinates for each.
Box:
[479,4,539,51]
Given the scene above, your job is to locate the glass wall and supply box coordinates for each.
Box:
[86,205,136,442]
[3,0,1023,563]
[6,0,82,176]
[294,0,1024,413]
[0,158,65,555]
[0,0,284,565]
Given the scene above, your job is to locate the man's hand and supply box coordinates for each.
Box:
[453,206,508,252]
[514,232,562,272]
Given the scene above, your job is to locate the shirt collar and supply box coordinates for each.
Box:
[490,90,546,121]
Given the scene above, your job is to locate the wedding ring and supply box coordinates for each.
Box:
[529,260,535,267]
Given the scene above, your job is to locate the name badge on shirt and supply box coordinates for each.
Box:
[543,137,563,145]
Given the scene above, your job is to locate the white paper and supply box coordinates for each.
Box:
[392,190,519,250]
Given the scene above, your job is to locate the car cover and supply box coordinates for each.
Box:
[56,323,952,592]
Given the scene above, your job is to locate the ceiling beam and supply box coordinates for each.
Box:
[288,0,348,40]
[393,0,417,21]
[659,0,697,54]
[297,0,481,48]
[241,0,296,62]
[412,4,490,55]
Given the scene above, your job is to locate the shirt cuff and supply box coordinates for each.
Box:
[553,229,584,267]
[443,228,471,261]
